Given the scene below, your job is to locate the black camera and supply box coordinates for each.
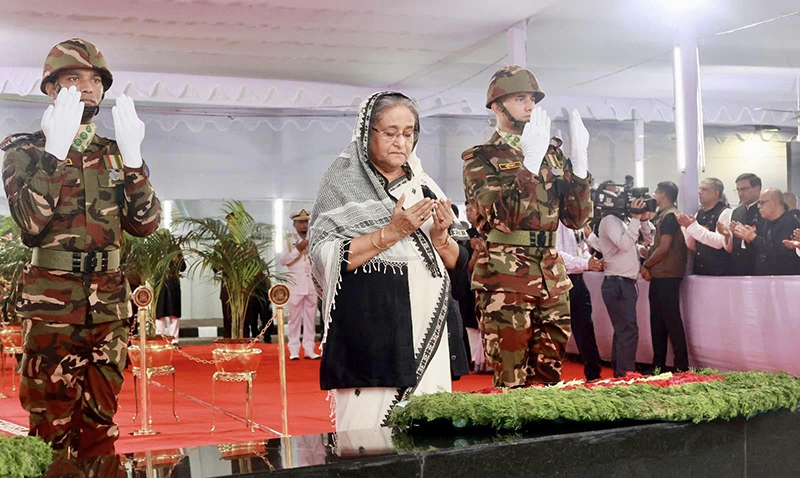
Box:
[592,176,657,219]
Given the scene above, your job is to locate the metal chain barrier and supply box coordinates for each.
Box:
[133,309,276,366]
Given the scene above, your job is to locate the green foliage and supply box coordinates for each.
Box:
[174,201,278,339]
[122,228,183,332]
[0,216,31,324]
[0,436,53,477]
[389,371,800,431]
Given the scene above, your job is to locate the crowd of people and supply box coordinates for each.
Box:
[537,174,800,379]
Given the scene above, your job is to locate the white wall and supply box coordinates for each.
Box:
[703,137,788,205]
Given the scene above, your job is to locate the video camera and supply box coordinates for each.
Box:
[592,175,657,219]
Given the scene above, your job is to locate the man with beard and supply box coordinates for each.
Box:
[2,38,160,457]
[462,66,593,387]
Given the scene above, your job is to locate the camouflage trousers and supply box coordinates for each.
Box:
[476,290,571,387]
[19,319,128,458]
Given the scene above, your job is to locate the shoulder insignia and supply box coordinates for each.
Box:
[461,146,480,161]
[1,132,42,152]
[498,161,523,171]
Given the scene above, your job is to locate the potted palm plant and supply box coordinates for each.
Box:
[175,201,275,374]
[0,216,32,350]
[122,229,184,368]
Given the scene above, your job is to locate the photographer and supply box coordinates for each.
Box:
[641,182,688,373]
[675,178,731,276]
[586,187,653,377]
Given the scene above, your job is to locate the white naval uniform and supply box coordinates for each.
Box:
[280,232,319,357]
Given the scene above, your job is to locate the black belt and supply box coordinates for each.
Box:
[604,275,636,284]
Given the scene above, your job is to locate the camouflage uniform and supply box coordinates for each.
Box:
[463,66,592,387]
[1,38,161,457]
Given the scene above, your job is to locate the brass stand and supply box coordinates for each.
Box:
[0,345,6,399]
[1,344,21,397]
[132,365,179,424]
[131,286,159,436]
[211,370,257,433]
[269,284,292,438]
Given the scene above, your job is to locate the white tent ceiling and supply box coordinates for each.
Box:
[1,0,799,125]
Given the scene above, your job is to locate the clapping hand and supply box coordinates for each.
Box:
[717,220,731,237]
[782,228,800,250]
[588,254,603,271]
[675,213,696,228]
[732,222,757,243]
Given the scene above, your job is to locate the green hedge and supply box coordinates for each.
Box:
[389,370,800,431]
[0,436,53,478]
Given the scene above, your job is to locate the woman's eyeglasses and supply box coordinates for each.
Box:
[372,128,415,143]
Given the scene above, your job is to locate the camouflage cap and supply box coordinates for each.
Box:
[40,38,113,95]
[485,65,545,109]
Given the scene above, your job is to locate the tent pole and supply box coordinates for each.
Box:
[507,21,527,67]
[673,20,702,215]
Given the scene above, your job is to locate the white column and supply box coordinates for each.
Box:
[507,21,527,66]
[634,112,645,188]
[673,21,702,215]
[273,198,284,254]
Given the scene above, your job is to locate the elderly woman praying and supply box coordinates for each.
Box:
[310,92,469,432]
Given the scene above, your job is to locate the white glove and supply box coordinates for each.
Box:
[42,86,84,161]
[569,109,589,179]
[112,94,145,168]
[519,107,551,172]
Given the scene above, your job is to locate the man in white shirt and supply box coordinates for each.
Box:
[675,178,731,275]
[586,195,652,377]
[280,209,320,360]
[556,220,603,381]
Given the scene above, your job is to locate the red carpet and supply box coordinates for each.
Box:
[0,344,610,453]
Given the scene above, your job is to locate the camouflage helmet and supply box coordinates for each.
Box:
[485,65,545,109]
[40,38,113,95]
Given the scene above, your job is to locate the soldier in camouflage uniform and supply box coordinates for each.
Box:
[462,66,593,387]
[1,38,161,457]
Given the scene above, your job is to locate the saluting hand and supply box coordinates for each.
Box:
[569,109,589,178]
[519,107,551,170]
[42,86,84,160]
[112,94,145,168]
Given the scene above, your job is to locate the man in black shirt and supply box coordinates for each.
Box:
[732,188,800,275]
[642,182,689,372]
[726,173,762,275]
